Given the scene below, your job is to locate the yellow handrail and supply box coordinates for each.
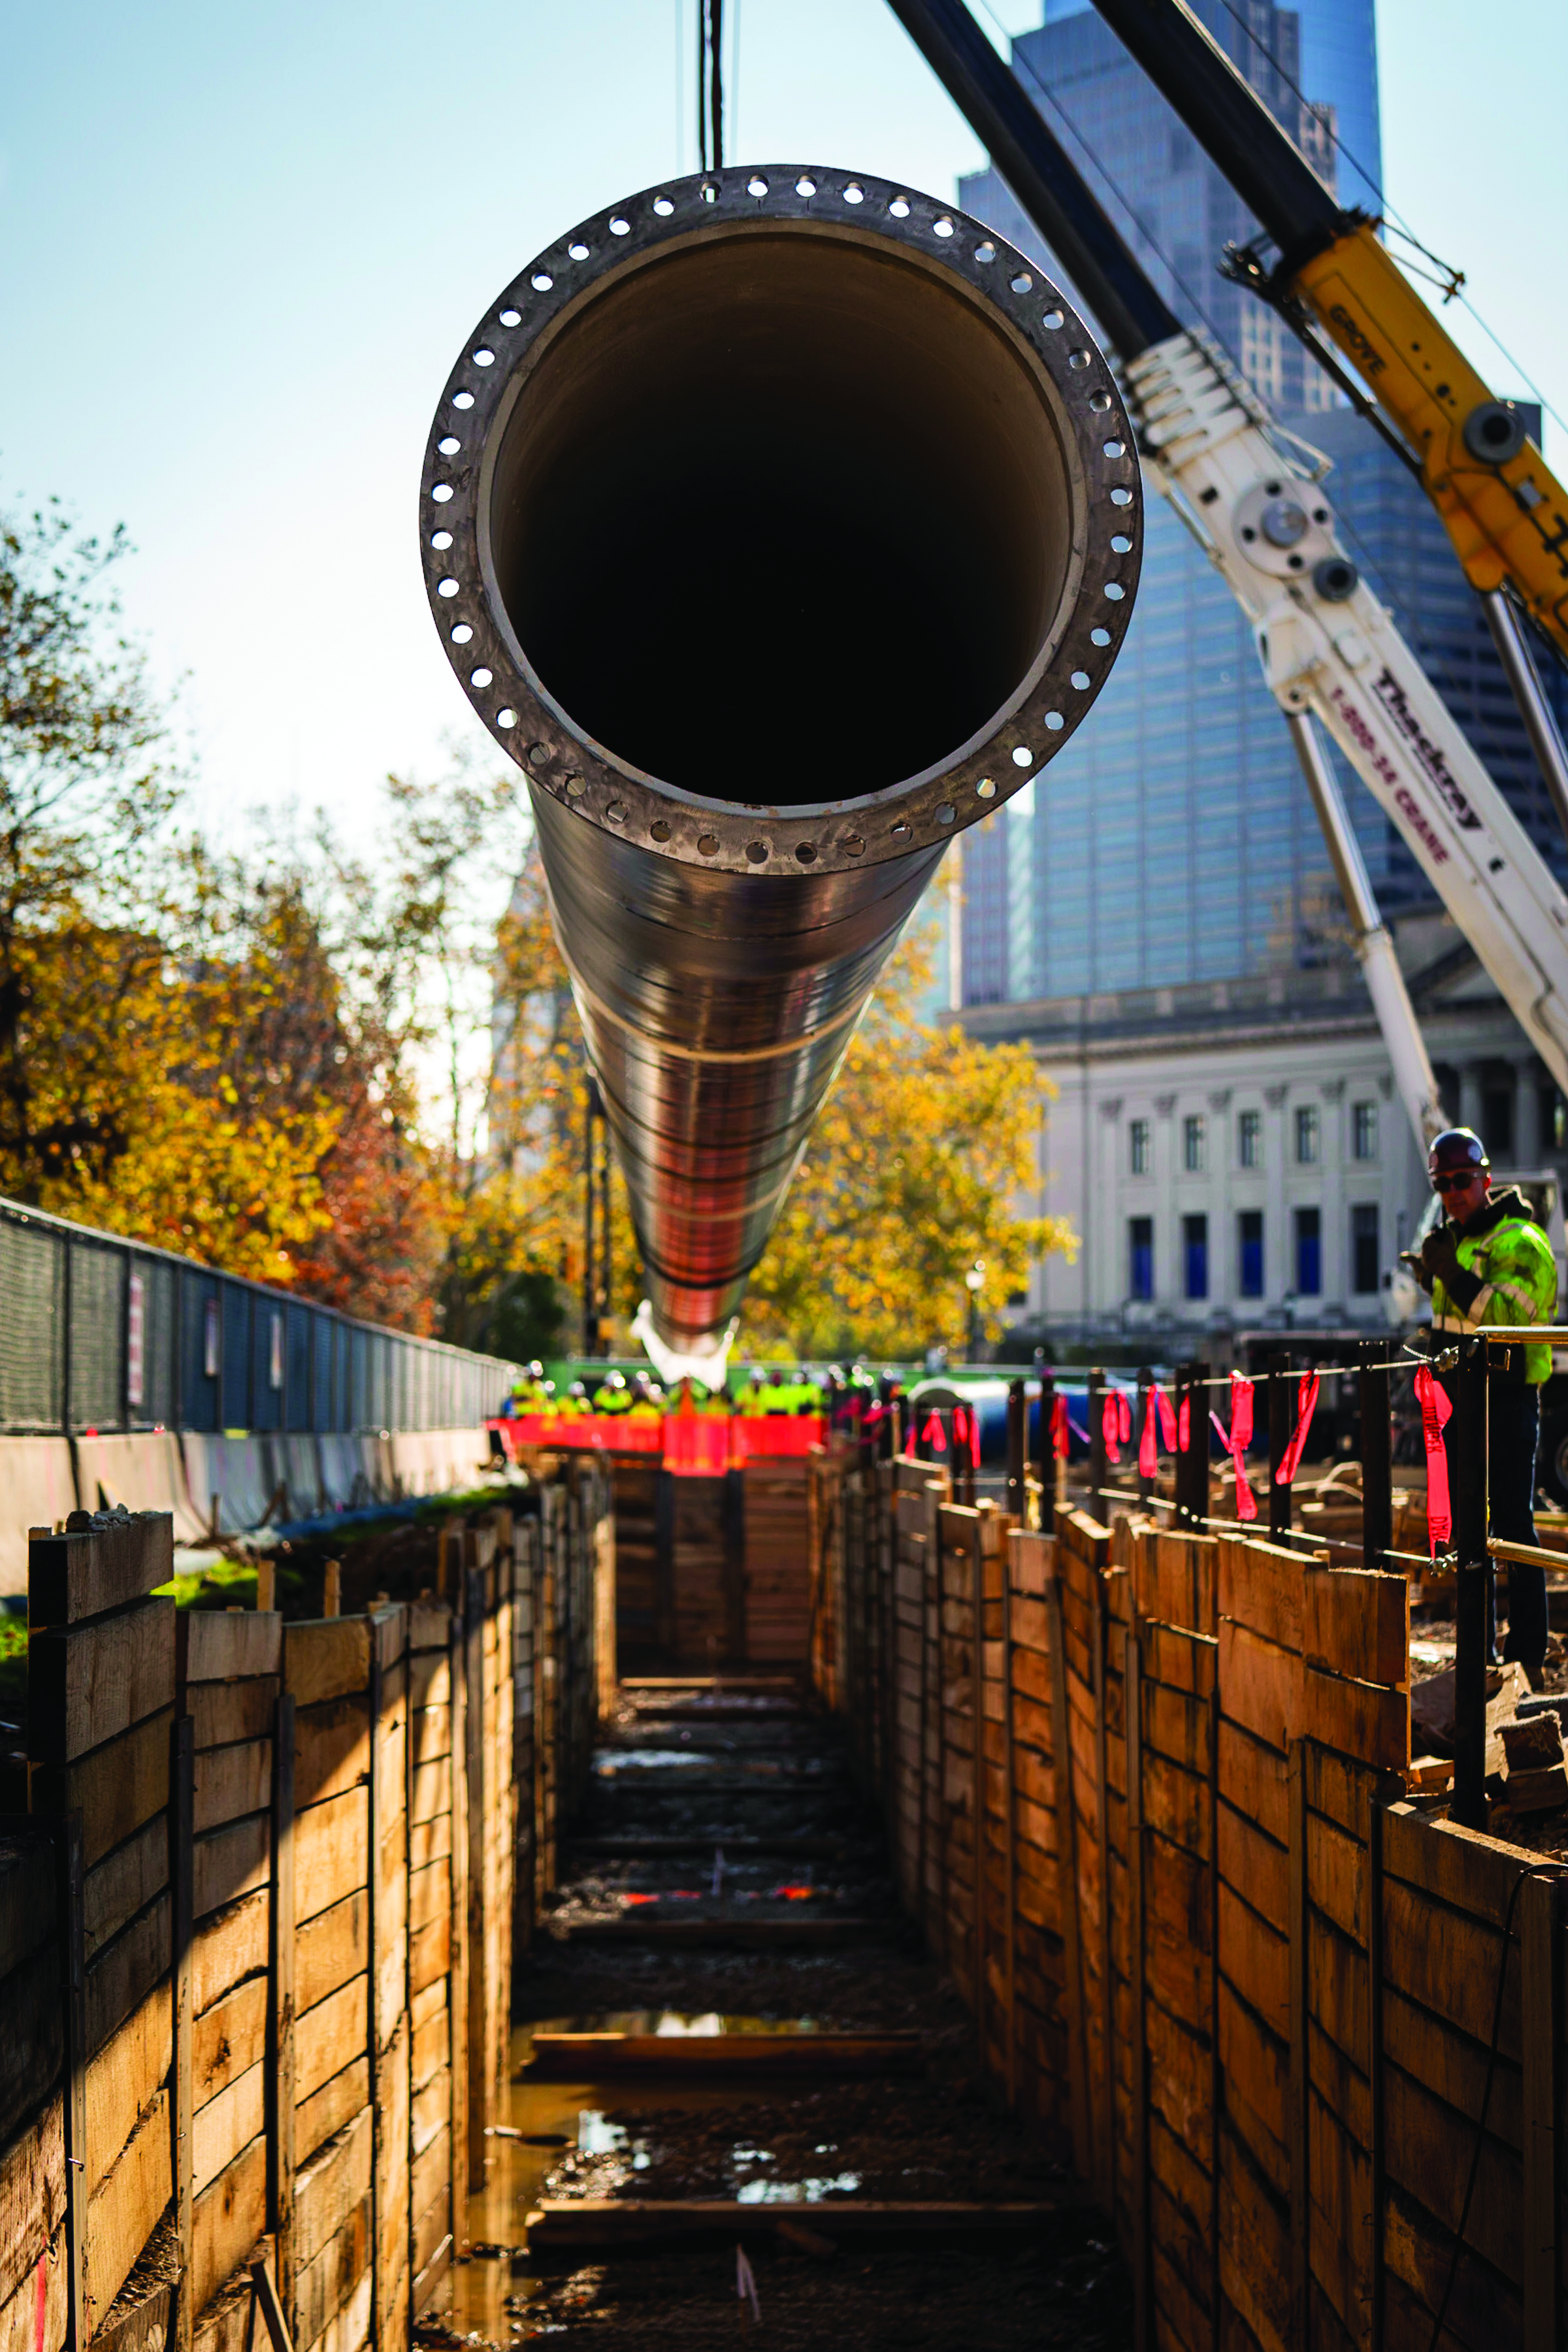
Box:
[1486,1535,1568,1575]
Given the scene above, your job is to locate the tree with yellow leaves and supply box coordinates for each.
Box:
[0,505,350,1279]
[741,928,1074,1360]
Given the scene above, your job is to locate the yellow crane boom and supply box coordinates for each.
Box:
[1092,0,1568,665]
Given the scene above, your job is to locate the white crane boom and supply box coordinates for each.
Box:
[1126,331,1568,1133]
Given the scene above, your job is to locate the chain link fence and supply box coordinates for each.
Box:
[0,1197,517,1435]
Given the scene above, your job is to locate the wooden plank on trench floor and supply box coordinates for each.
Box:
[524,2197,1091,2253]
[521,2033,925,2077]
[549,1917,904,1949]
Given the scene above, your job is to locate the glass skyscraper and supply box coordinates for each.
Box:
[952,1,1565,1011]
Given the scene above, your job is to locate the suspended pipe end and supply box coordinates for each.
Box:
[631,1301,739,1392]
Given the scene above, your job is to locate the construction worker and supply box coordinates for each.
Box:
[1407,1126,1559,1675]
[507,1360,548,1416]
[593,1369,632,1415]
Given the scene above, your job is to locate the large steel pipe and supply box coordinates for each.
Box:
[421,166,1140,1362]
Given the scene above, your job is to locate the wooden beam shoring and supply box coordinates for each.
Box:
[171,1714,194,2352]
[1521,1872,1562,2352]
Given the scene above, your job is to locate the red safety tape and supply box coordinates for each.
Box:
[1137,1386,1176,1480]
[922,1411,947,1454]
[34,2255,45,2352]
[1413,1365,1453,1558]
[1275,1370,1320,1486]
[1215,1374,1258,1522]
[1052,1394,1070,1460]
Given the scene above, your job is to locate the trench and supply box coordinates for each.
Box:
[434,1677,1130,2350]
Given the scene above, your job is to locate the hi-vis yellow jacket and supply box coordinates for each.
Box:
[1431,1186,1558,1383]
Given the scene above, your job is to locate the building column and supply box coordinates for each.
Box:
[1208,1088,1232,1313]
[1459,1062,1484,1137]
[1154,1093,1177,1310]
[1321,1077,1346,1313]
[1059,1064,1091,1330]
[1384,1072,1420,1266]
[1515,1061,1543,1166]
[1264,1083,1288,1304]
[1098,1094,1124,1320]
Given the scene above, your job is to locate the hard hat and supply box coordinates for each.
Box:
[529,1360,544,1379]
[607,1369,627,1390]
[569,1380,588,1399]
[1428,1127,1490,1180]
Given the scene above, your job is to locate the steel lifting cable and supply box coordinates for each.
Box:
[697,0,725,174]
[972,0,1235,357]
[1203,0,1568,448]
[1069,1350,1428,1398]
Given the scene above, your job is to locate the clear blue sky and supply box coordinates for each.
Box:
[1,1,1561,841]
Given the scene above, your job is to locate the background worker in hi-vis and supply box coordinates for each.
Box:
[1406,1126,1559,1679]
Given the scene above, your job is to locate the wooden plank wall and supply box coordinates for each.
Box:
[0,1820,67,2352]
[608,1462,660,1669]
[181,1609,281,2352]
[815,1452,1568,2352]
[26,1513,180,2352]
[8,1469,611,2352]
[408,1597,456,2319]
[670,1478,729,1670]
[743,1460,813,1665]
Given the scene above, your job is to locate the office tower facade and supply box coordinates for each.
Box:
[956,1,1361,1012]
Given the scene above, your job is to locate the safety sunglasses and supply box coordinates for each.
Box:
[1431,1169,1482,1194]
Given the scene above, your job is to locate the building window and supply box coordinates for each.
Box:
[1129,1217,1154,1301]
[1238,1109,1262,1169]
[1183,1114,1205,1173]
[1295,1206,1322,1296]
[1352,1203,1380,1294]
[1183,1213,1209,1301]
[1238,1210,1264,1299]
[1295,1105,1320,1165]
[1352,1102,1377,1162]
[1130,1118,1151,1176]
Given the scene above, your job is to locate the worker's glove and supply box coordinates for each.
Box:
[1419,1228,1462,1287]
[1399,1250,1435,1296]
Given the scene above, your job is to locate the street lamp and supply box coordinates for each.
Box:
[965,1260,985,1363]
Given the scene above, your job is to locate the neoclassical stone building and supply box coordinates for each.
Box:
[964,919,1565,1355]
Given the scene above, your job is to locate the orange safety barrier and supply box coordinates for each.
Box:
[495,1413,664,1453]
[662,1414,733,1477]
[492,1411,826,1469]
[730,1414,825,1464]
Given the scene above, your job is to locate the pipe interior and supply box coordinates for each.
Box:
[487,228,1075,806]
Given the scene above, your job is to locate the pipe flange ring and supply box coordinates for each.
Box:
[421,165,1141,874]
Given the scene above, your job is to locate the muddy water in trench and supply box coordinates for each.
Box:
[434,1684,1130,2350]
